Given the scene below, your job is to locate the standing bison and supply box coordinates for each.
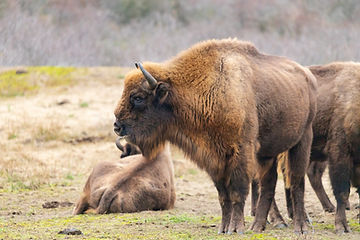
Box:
[307,62,360,232]
[73,140,175,214]
[110,39,317,233]
[268,62,360,233]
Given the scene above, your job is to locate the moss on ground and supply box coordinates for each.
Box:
[0,66,80,97]
[3,209,358,240]
[0,212,284,240]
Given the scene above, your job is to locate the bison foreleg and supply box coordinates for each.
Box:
[95,188,118,214]
[251,179,259,217]
[251,158,277,232]
[214,179,232,234]
[227,170,249,234]
[72,193,89,215]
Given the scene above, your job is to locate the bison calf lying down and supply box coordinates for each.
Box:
[112,38,317,233]
[73,140,175,214]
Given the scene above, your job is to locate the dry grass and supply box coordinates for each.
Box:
[0,67,128,192]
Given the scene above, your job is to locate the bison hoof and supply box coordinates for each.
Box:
[336,229,351,234]
[250,222,266,232]
[274,223,288,229]
[294,230,308,235]
[335,227,351,234]
[335,220,351,234]
[324,207,335,213]
[225,230,244,235]
[293,220,308,235]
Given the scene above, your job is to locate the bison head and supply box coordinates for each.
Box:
[114,62,173,158]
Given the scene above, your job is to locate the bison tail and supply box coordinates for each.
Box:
[277,151,290,189]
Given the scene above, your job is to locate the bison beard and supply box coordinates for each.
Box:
[112,39,317,234]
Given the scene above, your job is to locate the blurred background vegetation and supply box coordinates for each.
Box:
[0,0,359,66]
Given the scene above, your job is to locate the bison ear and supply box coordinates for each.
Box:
[154,82,169,104]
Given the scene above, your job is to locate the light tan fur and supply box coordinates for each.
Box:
[73,143,175,214]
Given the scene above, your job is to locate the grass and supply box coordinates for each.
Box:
[1,171,42,192]
[349,219,360,232]
[32,123,65,142]
[0,66,77,97]
[0,213,255,240]
[79,101,89,108]
[7,133,16,140]
[5,210,356,240]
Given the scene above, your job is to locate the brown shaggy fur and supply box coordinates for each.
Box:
[113,39,317,233]
[268,62,360,233]
[73,142,175,214]
[308,62,360,232]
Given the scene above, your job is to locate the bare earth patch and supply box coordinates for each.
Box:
[0,67,359,239]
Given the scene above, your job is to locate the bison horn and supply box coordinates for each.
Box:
[135,62,157,89]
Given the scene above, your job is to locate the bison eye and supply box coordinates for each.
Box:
[134,96,144,105]
[131,95,146,109]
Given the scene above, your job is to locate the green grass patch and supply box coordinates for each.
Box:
[79,101,89,108]
[313,222,335,231]
[65,172,74,181]
[0,66,76,97]
[187,168,198,175]
[7,133,17,140]
[0,213,223,240]
[349,219,360,232]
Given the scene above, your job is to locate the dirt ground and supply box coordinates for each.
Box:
[0,67,359,240]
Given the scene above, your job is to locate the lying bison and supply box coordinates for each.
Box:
[307,62,360,232]
[110,39,317,233]
[73,140,175,214]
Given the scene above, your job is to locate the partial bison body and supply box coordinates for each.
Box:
[307,62,360,232]
[112,39,317,233]
[73,141,175,214]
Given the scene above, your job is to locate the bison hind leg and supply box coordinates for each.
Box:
[307,161,336,212]
[288,126,314,234]
[251,157,278,232]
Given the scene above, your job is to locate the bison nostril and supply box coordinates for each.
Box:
[114,120,120,128]
[113,121,127,137]
[114,121,121,133]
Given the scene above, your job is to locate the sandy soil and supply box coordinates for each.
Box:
[0,67,359,239]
